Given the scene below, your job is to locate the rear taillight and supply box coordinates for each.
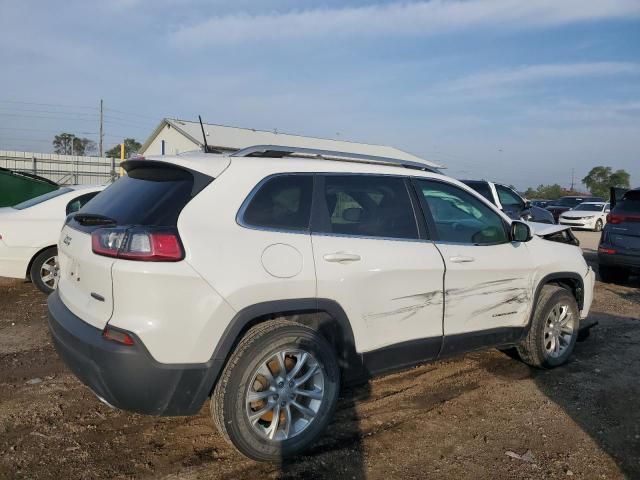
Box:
[102,326,135,346]
[608,213,640,224]
[598,247,616,255]
[92,227,184,261]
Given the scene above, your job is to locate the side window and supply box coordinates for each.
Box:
[66,192,100,215]
[316,175,419,240]
[495,185,524,208]
[416,179,509,245]
[242,175,313,231]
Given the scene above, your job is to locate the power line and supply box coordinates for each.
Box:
[0,99,97,110]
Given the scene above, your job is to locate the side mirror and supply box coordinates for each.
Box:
[524,200,532,209]
[510,221,532,242]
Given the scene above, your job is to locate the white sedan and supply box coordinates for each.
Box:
[558,202,610,232]
[0,185,105,293]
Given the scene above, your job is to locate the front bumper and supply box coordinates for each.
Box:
[47,291,221,416]
[559,218,596,229]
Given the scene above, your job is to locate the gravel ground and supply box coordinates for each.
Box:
[0,231,638,479]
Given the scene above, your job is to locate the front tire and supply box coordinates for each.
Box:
[517,285,579,369]
[594,219,603,232]
[30,247,59,294]
[211,319,340,462]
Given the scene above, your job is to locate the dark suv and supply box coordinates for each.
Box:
[598,188,640,283]
[546,196,605,222]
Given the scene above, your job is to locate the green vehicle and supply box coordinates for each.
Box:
[0,167,59,207]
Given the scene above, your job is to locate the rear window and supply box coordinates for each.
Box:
[13,187,71,209]
[76,167,201,227]
[616,191,640,213]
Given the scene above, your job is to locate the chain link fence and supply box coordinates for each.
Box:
[0,150,118,185]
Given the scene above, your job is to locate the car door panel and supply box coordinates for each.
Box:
[311,174,445,355]
[412,178,535,340]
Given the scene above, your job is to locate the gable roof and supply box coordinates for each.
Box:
[140,118,443,169]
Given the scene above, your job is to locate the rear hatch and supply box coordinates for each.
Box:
[604,190,640,254]
[58,160,214,329]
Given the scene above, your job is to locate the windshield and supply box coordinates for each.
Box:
[12,187,71,210]
[573,204,604,212]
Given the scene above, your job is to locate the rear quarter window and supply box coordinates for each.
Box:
[241,175,313,231]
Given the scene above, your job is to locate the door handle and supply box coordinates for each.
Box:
[323,252,361,263]
[449,255,475,263]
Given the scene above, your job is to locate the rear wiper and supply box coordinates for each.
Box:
[73,213,117,226]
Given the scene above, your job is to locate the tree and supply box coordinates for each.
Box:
[582,166,631,199]
[52,133,96,156]
[105,138,142,159]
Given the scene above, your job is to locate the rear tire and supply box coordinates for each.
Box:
[517,285,579,369]
[211,319,340,462]
[30,247,59,294]
[598,264,629,284]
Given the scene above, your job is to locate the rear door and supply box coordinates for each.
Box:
[311,174,445,360]
[59,162,212,329]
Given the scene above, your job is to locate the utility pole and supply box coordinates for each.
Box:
[570,168,575,191]
[99,99,104,157]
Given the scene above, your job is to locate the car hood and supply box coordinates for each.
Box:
[561,211,597,218]
[526,221,571,236]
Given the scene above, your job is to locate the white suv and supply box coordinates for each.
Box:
[47,146,595,461]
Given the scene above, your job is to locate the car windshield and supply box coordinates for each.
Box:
[573,204,604,212]
[12,187,72,210]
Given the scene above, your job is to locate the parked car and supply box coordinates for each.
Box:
[546,196,605,222]
[559,202,610,231]
[461,180,555,224]
[598,187,640,283]
[0,167,59,207]
[0,185,104,293]
[530,199,551,208]
[47,147,595,461]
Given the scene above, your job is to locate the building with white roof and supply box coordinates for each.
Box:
[139,118,441,168]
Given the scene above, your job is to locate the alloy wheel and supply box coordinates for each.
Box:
[40,255,60,290]
[543,303,575,358]
[245,349,325,441]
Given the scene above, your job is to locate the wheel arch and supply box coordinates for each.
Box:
[209,299,363,393]
[530,272,584,324]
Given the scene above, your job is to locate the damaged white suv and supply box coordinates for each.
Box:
[47,145,595,461]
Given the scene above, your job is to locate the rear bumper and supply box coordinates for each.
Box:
[598,252,640,269]
[0,242,33,279]
[47,291,221,416]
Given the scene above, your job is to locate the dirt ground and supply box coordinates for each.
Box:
[1,231,638,479]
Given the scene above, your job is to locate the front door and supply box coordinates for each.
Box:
[412,178,534,350]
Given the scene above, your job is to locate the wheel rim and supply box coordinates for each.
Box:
[543,303,575,358]
[596,220,602,231]
[40,255,60,289]
[245,349,325,441]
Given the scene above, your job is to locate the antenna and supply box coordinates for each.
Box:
[198,116,221,154]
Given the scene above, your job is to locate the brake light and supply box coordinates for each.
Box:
[102,326,135,346]
[608,213,640,224]
[92,227,184,261]
[598,247,616,255]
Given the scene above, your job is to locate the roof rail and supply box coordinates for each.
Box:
[230,145,442,172]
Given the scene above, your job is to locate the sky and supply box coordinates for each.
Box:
[0,0,639,190]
